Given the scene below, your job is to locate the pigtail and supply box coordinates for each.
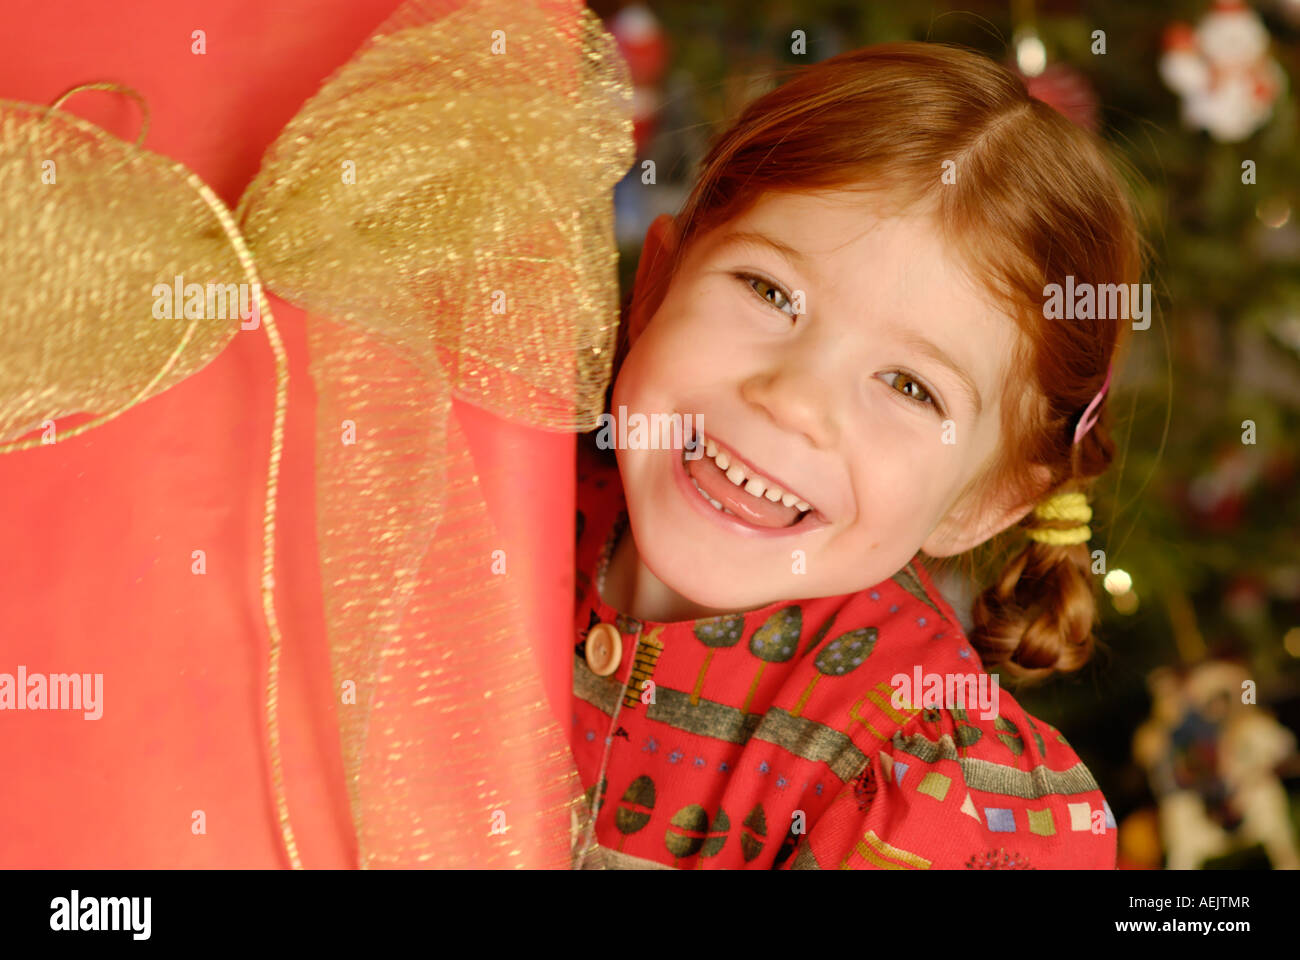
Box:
[967,496,1101,683]
[968,390,1121,685]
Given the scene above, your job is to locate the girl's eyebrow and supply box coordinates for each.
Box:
[892,327,983,417]
[715,230,812,274]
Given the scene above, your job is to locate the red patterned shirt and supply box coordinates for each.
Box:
[570,447,1116,869]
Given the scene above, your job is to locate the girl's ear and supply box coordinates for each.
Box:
[626,213,678,349]
[921,464,1054,558]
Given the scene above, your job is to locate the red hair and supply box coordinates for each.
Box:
[613,42,1144,684]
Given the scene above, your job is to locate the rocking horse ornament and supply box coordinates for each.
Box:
[1133,661,1300,869]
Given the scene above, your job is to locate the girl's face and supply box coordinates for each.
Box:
[612,188,1038,615]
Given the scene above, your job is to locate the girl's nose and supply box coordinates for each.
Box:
[739,352,840,451]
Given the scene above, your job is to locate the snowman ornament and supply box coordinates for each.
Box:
[1160,0,1287,142]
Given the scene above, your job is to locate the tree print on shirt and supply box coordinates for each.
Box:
[891,559,944,620]
[689,614,745,706]
[665,803,730,866]
[1024,716,1048,756]
[665,804,708,863]
[697,805,731,867]
[583,776,608,819]
[741,802,768,862]
[790,627,878,718]
[615,775,655,852]
[995,715,1025,756]
[742,606,802,714]
[951,706,984,749]
[665,796,738,863]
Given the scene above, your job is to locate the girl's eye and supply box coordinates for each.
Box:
[735,272,795,318]
[882,371,943,415]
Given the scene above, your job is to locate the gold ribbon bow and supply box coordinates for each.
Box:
[0,0,634,867]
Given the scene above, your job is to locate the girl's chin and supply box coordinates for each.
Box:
[637,537,816,610]
[640,580,776,619]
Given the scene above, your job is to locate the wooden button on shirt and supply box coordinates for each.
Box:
[585,622,622,677]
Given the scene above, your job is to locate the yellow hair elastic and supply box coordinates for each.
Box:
[1026,491,1092,546]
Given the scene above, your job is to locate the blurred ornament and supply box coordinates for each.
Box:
[1133,660,1300,869]
[1253,199,1300,260]
[1159,0,1288,142]
[1104,569,1134,595]
[1103,566,1140,614]
[1185,446,1259,530]
[1223,575,1268,621]
[608,4,667,155]
[1284,626,1300,656]
[1013,26,1047,77]
[1160,23,1211,93]
[1256,195,1293,229]
[1024,62,1101,131]
[1008,19,1100,131]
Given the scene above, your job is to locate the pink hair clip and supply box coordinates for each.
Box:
[1073,364,1113,446]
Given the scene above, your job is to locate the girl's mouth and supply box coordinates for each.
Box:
[675,423,826,535]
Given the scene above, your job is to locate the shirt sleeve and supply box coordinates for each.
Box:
[782,711,1117,870]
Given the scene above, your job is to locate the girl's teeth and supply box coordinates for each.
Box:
[690,475,731,513]
[693,429,815,517]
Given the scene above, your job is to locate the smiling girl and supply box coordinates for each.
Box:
[571,42,1139,869]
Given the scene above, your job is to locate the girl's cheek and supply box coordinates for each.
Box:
[856,401,932,451]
